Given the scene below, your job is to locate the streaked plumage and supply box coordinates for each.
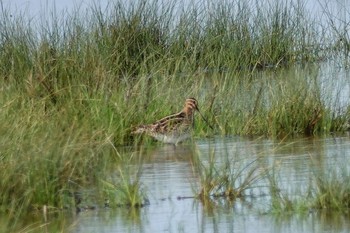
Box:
[133,98,199,145]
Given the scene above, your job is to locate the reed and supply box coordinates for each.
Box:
[211,65,348,137]
[101,150,148,208]
[0,0,349,224]
[267,158,350,214]
[192,146,266,202]
[311,167,350,211]
[266,163,309,213]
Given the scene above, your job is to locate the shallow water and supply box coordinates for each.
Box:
[65,135,350,233]
[2,1,350,232]
[3,58,349,233]
[3,135,350,233]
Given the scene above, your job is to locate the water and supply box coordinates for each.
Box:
[5,0,350,38]
[2,1,350,232]
[4,135,349,232]
[69,135,350,233]
[2,59,348,232]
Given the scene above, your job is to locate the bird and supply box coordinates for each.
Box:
[133,98,210,145]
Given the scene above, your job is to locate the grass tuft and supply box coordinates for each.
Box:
[311,167,350,211]
[0,0,349,225]
[101,150,148,208]
[192,147,266,202]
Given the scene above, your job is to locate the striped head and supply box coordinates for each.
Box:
[183,97,199,115]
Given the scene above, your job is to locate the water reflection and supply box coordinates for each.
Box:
[6,135,349,232]
[69,135,350,233]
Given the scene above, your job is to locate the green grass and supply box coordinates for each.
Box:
[192,146,266,202]
[266,162,310,213]
[311,167,350,211]
[267,159,350,214]
[0,0,349,227]
[101,149,148,208]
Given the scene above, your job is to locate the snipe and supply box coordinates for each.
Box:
[133,98,210,145]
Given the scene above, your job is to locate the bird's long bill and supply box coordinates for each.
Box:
[197,109,214,130]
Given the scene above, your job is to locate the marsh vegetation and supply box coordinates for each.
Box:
[0,0,349,231]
